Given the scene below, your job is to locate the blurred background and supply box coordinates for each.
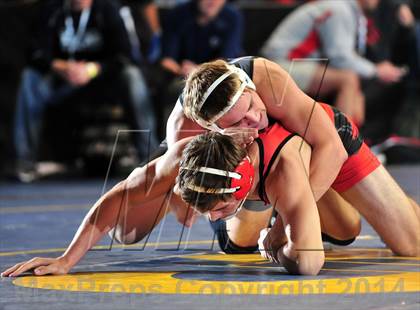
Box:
[0,0,419,182]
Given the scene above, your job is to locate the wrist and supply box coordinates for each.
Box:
[58,254,76,271]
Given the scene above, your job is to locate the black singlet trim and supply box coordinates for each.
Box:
[229,56,255,80]
[331,106,363,156]
[257,133,298,203]
[255,138,265,202]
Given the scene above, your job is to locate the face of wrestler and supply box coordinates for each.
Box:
[207,197,244,222]
[198,0,226,20]
[216,89,269,130]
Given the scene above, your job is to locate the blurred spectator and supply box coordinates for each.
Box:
[161,0,243,72]
[361,0,420,143]
[155,0,244,135]
[142,0,163,63]
[271,0,305,4]
[121,0,162,63]
[261,0,406,126]
[14,0,158,182]
[368,0,418,77]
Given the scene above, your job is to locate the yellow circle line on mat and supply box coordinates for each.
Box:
[185,251,420,262]
[13,271,419,295]
[12,253,420,295]
[323,260,419,267]
[0,240,214,257]
[0,204,91,214]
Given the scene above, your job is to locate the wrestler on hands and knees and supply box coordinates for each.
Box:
[175,58,420,273]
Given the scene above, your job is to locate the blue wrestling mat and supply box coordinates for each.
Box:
[0,165,419,310]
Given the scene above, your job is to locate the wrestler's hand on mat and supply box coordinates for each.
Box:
[258,227,288,263]
[222,127,259,147]
[1,256,71,277]
[258,228,282,263]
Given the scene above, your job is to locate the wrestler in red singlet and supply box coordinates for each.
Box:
[255,103,381,204]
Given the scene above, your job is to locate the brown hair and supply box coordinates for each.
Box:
[183,59,241,122]
[178,132,246,213]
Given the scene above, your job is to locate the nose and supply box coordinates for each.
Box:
[208,211,222,222]
[245,111,259,127]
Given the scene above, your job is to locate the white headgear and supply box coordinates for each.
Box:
[182,166,242,194]
[192,65,256,132]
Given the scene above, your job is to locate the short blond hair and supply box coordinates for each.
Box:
[183,59,242,122]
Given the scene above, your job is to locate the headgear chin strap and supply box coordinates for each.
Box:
[193,65,256,132]
[182,156,255,200]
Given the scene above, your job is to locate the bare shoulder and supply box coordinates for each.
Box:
[156,137,194,177]
[253,57,289,90]
[252,57,303,117]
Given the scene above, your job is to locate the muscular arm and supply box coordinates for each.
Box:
[63,138,192,268]
[166,100,206,147]
[265,137,324,275]
[2,139,192,277]
[254,58,348,201]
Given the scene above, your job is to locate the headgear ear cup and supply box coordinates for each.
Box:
[230,158,255,200]
[182,157,255,199]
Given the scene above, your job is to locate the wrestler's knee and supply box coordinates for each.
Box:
[391,235,420,257]
[336,215,362,241]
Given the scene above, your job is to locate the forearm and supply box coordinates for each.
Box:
[279,219,324,275]
[309,143,347,201]
[266,150,325,275]
[61,181,128,268]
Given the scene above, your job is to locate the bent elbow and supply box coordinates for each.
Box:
[330,139,348,165]
[279,249,325,276]
[297,252,325,276]
[298,262,323,276]
[338,145,348,164]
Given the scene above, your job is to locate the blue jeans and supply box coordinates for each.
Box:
[14,66,158,164]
